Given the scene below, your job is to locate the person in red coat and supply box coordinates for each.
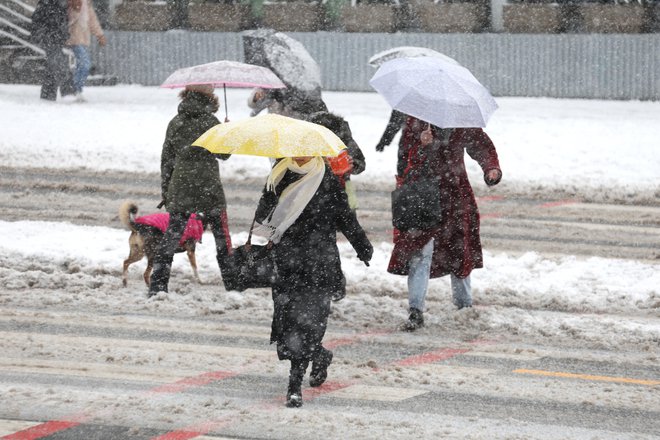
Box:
[388,117,502,331]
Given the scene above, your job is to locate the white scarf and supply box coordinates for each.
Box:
[253,157,325,244]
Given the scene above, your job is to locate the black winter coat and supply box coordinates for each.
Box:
[161,91,230,216]
[255,166,372,360]
[30,0,68,48]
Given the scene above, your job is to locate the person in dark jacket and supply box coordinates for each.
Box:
[30,0,69,101]
[247,86,328,121]
[388,117,502,331]
[309,111,365,210]
[149,84,232,297]
[253,156,373,408]
[374,110,408,177]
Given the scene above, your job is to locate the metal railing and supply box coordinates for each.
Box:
[0,0,43,55]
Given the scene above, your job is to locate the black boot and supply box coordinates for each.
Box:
[286,360,308,408]
[148,263,171,297]
[400,308,424,332]
[309,347,333,387]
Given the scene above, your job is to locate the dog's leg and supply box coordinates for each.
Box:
[144,257,153,286]
[186,244,202,284]
[124,233,145,287]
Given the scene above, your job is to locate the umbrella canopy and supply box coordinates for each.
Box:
[369,57,498,128]
[243,29,322,92]
[161,60,286,121]
[368,46,460,68]
[192,113,346,158]
[160,60,285,89]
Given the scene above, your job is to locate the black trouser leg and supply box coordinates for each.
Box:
[149,212,187,295]
[286,358,308,407]
[41,46,66,101]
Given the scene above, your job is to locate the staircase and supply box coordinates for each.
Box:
[0,0,50,83]
[0,0,116,86]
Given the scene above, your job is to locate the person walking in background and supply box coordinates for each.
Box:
[388,117,502,331]
[253,156,373,408]
[374,109,408,178]
[29,0,69,101]
[149,84,232,297]
[66,0,106,102]
[309,111,366,211]
[247,86,328,120]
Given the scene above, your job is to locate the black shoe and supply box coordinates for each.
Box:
[285,360,307,408]
[400,308,424,332]
[285,391,303,408]
[309,349,333,387]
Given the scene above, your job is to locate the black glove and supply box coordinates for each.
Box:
[331,290,346,302]
[357,244,373,266]
[375,142,386,152]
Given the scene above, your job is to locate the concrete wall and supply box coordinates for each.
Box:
[92,31,660,100]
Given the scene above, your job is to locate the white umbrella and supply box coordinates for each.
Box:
[368,46,460,68]
[369,57,498,128]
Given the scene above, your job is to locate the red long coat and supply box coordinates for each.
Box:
[387,118,501,279]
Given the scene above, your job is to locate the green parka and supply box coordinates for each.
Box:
[161,91,230,216]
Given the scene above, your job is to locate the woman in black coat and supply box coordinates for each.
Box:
[253,156,373,408]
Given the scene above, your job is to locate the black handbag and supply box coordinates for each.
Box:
[391,146,443,231]
[222,220,275,292]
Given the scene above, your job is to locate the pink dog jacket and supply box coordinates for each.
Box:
[134,213,204,246]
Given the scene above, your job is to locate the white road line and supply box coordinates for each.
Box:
[325,384,428,402]
[0,419,41,437]
[0,331,274,359]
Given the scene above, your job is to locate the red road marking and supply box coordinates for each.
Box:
[1,421,81,440]
[393,348,470,367]
[1,370,237,440]
[476,195,504,202]
[149,370,236,394]
[539,199,579,208]
[324,330,392,350]
[152,381,353,440]
[151,420,233,440]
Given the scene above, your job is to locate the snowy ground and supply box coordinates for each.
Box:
[0,84,658,438]
[0,82,658,346]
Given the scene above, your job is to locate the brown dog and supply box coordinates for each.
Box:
[118,201,203,287]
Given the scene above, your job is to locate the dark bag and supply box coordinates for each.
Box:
[222,219,275,292]
[391,176,443,231]
[391,139,444,231]
[223,243,275,292]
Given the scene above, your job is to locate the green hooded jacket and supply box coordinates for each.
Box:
[161,91,230,216]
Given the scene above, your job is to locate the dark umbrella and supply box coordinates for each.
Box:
[242,29,322,92]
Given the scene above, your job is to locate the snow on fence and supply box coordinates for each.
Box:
[92,31,660,100]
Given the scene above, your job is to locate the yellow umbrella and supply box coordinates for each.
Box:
[192,113,346,158]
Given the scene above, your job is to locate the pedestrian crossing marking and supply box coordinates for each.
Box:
[513,369,660,386]
[0,419,41,437]
[325,384,428,402]
[0,311,349,342]
[464,351,542,361]
[0,357,209,384]
[426,364,495,377]
[0,331,274,360]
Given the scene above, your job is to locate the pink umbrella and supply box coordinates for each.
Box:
[161,60,286,121]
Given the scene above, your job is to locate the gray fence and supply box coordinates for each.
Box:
[93,31,660,100]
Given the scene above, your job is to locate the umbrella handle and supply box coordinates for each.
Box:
[223,84,228,122]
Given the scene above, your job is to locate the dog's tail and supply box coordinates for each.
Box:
[119,201,139,232]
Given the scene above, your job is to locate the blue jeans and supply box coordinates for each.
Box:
[71,45,91,94]
[408,238,472,310]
